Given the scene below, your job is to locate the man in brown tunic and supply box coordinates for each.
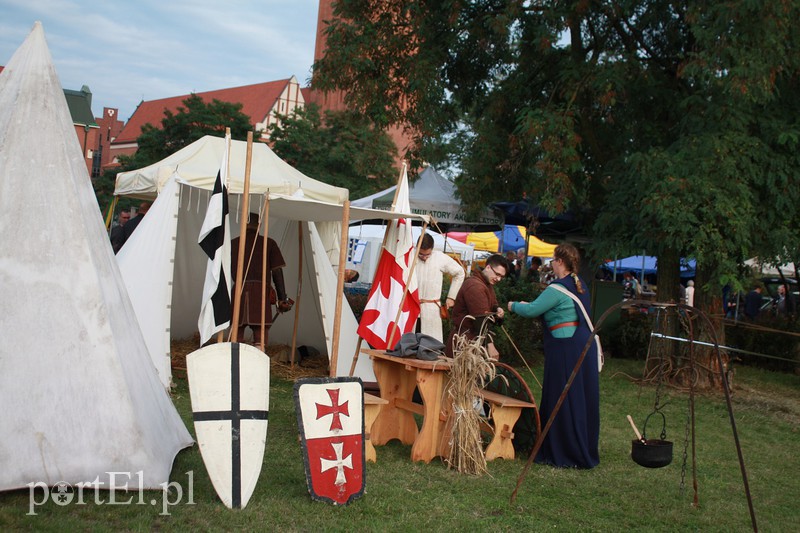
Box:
[445,254,509,358]
[231,213,291,345]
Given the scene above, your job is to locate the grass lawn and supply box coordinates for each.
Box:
[1,358,797,531]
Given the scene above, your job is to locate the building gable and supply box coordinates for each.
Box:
[113,77,304,146]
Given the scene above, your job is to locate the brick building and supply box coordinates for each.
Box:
[93,107,125,175]
[108,77,304,166]
[305,0,414,164]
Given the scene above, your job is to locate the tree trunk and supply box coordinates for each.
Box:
[689,262,729,391]
[649,248,682,378]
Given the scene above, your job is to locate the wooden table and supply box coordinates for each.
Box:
[363,349,453,463]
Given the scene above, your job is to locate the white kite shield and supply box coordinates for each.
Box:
[294,377,365,505]
[187,342,270,509]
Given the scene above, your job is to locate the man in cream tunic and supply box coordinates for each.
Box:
[415,233,466,342]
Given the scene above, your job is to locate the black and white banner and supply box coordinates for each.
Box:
[198,136,232,344]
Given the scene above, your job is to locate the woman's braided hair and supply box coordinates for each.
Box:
[554,243,585,294]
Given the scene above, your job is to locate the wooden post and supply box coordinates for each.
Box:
[329,200,350,377]
[348,338,364,377]
[258,194,270,352]
[230,129,253,343]
[289,221,304,368]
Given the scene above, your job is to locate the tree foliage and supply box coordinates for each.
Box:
[267,103,398,198]
[313,0,800,387]
[313,0,800,290]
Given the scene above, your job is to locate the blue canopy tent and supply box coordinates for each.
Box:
[603,256,696,280]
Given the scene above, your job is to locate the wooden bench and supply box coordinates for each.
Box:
[364,393,388,463]
[478,389,537,461]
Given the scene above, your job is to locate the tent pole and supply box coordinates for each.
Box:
[386,220,428,350]
[348,338,363,377]
[289,221,303,368]
[230,129,253,343]
[330,200,351,377]
[259,192,270,352]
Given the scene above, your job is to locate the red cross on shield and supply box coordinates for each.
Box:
[294,377,365,505]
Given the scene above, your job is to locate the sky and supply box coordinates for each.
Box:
[0,0,321,122]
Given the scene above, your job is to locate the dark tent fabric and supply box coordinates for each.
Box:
[490,199,583,239]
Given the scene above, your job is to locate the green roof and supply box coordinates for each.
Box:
[63,85,98,128]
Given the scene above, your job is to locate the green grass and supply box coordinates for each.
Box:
[1,358,798,532]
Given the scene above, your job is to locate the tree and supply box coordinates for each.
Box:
[313,1,800,389]
[267,103,398,198]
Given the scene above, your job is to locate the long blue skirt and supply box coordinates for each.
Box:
[535,322,600,468]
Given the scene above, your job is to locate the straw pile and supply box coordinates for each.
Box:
[446,330,497,475]
[170,336,328,383]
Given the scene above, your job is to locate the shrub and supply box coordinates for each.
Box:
[603,310,653,360]
[725,316,800,373]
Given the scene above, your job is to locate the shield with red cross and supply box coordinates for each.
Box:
[294,377,364,505]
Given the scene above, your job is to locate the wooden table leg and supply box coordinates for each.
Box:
[364,403,381,463]
[412,368,450,463]
[484,405,522,461]
[370,358,418,446]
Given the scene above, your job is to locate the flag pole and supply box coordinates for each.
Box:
[259,191,269,352]
[330,199,350,377]
[289,221,303,368]
[349,162,407,375]
[386,220,428,350]
[231,130,253,342]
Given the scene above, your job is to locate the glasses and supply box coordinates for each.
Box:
[488,264,505,279]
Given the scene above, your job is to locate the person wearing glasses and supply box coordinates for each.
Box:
[506,243,599,468]
[445,254,510,358]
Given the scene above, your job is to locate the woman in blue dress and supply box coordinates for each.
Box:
[507,243,600,468]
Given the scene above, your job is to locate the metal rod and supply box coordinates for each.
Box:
[650,332,796,364]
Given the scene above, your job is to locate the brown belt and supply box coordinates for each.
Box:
[549,321,579,331]
[420,299,440,306]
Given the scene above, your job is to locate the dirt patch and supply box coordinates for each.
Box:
[730,382,800,427]
[170,336,329,383]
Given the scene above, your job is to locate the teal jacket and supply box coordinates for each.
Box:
[510,285,579,338]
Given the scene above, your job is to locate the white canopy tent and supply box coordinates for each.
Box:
[347,224,474,283]
[0,22,192,491]
[351,165,502,230]
[115,136,426,386]
[745,258,797,278]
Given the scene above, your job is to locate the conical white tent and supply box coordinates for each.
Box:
[115,136,426,385]
[0,23,192,491]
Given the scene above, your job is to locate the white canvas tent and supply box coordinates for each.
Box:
[745,258,797,278]
[115,136,425,386]
[347,224,474,283]
[351,165,502,230]
[0,23,192,491]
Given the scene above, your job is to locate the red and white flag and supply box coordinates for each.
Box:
[356,165,420,349]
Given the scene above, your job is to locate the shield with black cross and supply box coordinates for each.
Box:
[187,342,269,509]
[294,377,365,505]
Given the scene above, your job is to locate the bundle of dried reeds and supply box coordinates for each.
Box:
[446,327,497,475]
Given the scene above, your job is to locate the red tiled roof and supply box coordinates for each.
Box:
[114,79,292,144]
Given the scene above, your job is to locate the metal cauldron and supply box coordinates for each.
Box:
[631,411,673,468]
